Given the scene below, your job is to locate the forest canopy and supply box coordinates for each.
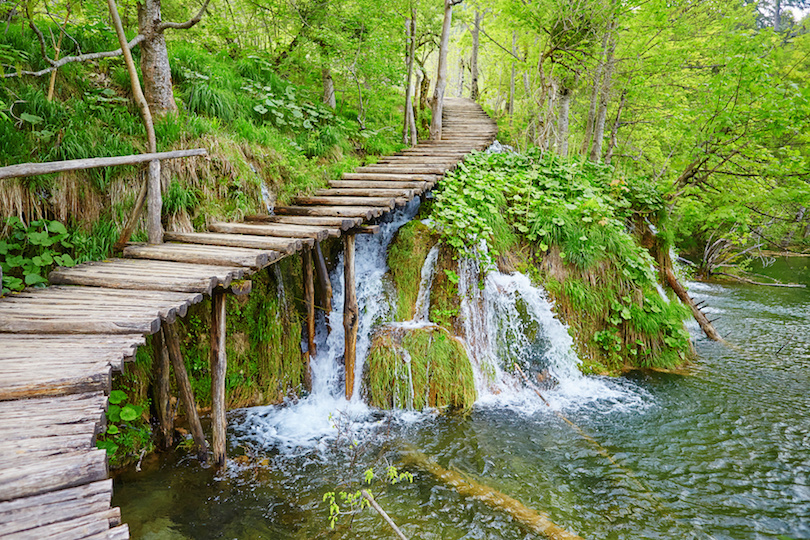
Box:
[0,0,808,278]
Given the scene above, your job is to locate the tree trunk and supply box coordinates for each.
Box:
[508,32,516,118]
[470,10,482,101]
[556,87,572,157]
[403,13,417,145]
[138,0,178,115]
[322,67,336,109]
[108,0,163,244]
[774,0,782,31]
[430,0,456,140]
[589,27,616,163]
[456,58,465,97]
[604,89,626,165]
[581,30,610,156]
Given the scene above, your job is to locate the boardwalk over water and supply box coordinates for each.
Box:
[0,98,496,538]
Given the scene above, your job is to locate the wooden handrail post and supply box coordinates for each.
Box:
[302,246,315,390]
[210,288,227,467]
[343,233,358,400]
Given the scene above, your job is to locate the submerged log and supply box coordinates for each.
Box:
[401,449,583,540]
[664,268,724,342]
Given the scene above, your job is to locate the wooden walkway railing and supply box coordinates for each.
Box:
[0,98,497,539]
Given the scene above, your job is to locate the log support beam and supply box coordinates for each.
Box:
[210,288,228,467]
[302,247,316,389]
[163,322,208,462]
[313,241,333,326]
[343,234,359,400]
[151,330,174,450]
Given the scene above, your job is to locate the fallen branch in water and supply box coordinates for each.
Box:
[401,447,583,540]
[713,272,806,288]
[664,267,725,342]
[361,490,409,540]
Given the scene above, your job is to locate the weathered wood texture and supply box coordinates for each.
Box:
[0,98,497,540]
[343,234,359,400]
[0,148,206,180]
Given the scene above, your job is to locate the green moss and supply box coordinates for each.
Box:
[366,326,476,410]
[429,245,461,331]
[388,221,438,321]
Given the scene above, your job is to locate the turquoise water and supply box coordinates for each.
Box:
[114,258,810,539]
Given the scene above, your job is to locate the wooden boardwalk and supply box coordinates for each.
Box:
[0,98,496,538]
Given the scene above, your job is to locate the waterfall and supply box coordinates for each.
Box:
[235,200,421,452]
[236,205,650,454]
[413,245,440,323]
[457,252,648,412]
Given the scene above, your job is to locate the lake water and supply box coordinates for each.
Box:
[113,256,810,539]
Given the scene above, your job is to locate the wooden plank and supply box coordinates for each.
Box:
[273,205,383,219]
[0,363,111,401]
[244,214,359,230]
[329,180,428,192]
[292,196,396,209]
[124,243,277,268]
[314,188,415,199]
[209,221,330,241]
[341,172,437,182]
[0,313,160,335]
[0,480,112,537]
[0,449,108,501]
[0,298,182,325]
[164,231,305,253]
[356,165,448,175]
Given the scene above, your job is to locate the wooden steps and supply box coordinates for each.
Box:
[0,97,497,539]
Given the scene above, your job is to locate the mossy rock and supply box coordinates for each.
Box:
[365,325,476,410]
[387,220,439,321]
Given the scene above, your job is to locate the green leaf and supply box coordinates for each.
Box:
[107,405,121,423]
[108,389,128,405]
[106,425,120,435]
[24,273,47,286]
[120,404,139,422]
[19,112,43,125]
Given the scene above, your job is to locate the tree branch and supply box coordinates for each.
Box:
[479,26,524,61]
[2,35,146,78]
[157,0,211,32]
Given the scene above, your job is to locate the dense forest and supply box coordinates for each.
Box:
[1,0,808,283]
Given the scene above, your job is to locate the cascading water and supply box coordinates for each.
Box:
[236,200,648,455]
[457,250,650,413]
[234,199,421,452]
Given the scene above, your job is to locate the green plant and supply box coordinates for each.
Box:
[96,389,153,468]
[1,217,75,293]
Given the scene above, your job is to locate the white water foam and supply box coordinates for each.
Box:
[457,253,652,414]
[233,200,421,453]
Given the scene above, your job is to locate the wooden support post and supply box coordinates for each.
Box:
[302,247,316,389]
[151,330,174,450]
[210,288,228,467]
[313,240,333,321]
[163,323,208,462]
[343,233,359,400]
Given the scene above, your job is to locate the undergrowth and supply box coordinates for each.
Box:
[429,149,692,373]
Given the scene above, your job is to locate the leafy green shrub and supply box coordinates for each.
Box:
[96,389,153,468]
[1,217,75,293]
